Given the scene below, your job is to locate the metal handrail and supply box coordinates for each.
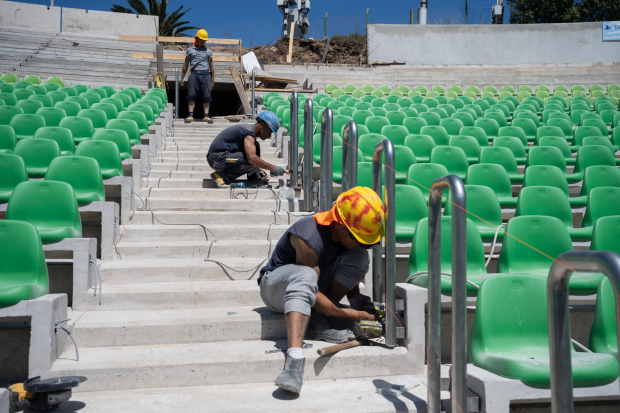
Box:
[426,175,467,413]
[289,91,299,187]
[301,98,314,211]
[342,120,358,192]
[319,107,333,212]
[251,69,256,119]
[174,68,179,119]
[547,251,620,413]
[372,138,396,348]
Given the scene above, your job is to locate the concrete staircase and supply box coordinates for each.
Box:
[48,120,423,412]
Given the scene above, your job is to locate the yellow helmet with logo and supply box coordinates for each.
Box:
[336,187,385,245]
[195,29,209,41]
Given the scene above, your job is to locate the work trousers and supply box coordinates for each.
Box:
[206,151,262,183]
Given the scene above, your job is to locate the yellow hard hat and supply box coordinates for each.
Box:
[336,187,385,245]
[195,29,209,41]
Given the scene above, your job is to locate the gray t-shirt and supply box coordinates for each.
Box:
[186,46,213,72]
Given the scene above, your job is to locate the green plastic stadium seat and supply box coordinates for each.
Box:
[391,145,417,184]
[331,90,346,100]
[437,104,455,117]
[46,91,68,105]
[0,74,18,84]
[100,97,125,112]
[57,87,78,97]
[484,111,508,128]
[22,75,41,85]
[13,89,36,102]
[35,107,66,127]
[421,125,450,146]
[380,125,409,146]
[382,103,400,112]
[583,119,610,137]
[13,138,60,178]
[14,81,33,90]
[352,110,373,126]
[410,103,428,114]
[344,99,360,109]
[351,90,365,99]
[98,85,116,97]
[534,125,564,145]
[45,77,64,87]
[0,92,18,106]
[449,135,480,164]
[369,107,387,117]
[521,165,581,208]
[354,102,372,111]
[430,146,468,180]
[357,162,373,188]
[547,118,573,139]
[515,111,541,127]
[399,107,419,118]
[445,185,503,242]
[118,111,148,135]
[570,166,620,208]
[404,134,435,163]
[448,99,464,110]
[0,106,24,126]
[93,129,132,160]
[511,118,538,142]
[0,125,16,154]
[580,113,603,126]
[460,126,488,147]
[386,111,407,126]
[590,275,619,359]
[76,140,123,180]
[397,98,414,108]
[403,117,428,135]
[65,96,90,110]
[70,85,89,95]
[142,96,164,113]
[9,114,45,140]
[571,145,616,182]
[16,100,44,114]
[90,89,108,100]
[0,153,28,203]
[526,146,581,183]
[91,103,118,121]
[26,85,47,96]
[542,109,562,125]
[332,146,364,183]
[125,87,143,100]
[466,163,516,207]
[408,217,493,296]
[440,118,464,137]
[370,91,385,99]
[582,187,620,227]
[359,134,385,162]
[78,109,108,131]
[106,119,142,146]
[582,137,615,156]
[7,180,81,244]
[0,220,49,308]
[600,110,618,126]
[54,101,81,117]
[452,112,475,128]
[515,186,591,241]
[58,117,94,144]
[469,273,618,388]
[493,136,527,165]
[474,118,499,138]
[572,125,604,153]
[0,84,15,94]
[45,156,106,206]
[538,136,575,166]
[406,163,449,203]
[479,146,522,183]
[33,127,74,156]
[80,92,102,106]
[365,116,390,135]
[422,98,439,109]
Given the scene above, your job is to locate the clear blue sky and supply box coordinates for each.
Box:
[20,0,509,45]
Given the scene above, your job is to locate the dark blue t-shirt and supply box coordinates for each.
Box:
[258,217,345,283]
[207,124,258,157]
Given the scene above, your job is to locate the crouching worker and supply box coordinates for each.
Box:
[258,187,385,393]
[206,111,287,188]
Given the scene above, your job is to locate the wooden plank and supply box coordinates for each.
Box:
[286,22,295,63]
[120,35,241,45]
[256,88,315,93]
[230,65,252,115]
[213,55,240,62]
[119,35,157,42]
[132,53,240,62]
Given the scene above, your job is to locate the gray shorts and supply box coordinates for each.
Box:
[259,247,369,316]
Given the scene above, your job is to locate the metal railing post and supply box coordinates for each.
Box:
[319,107,333,212]
[547,251,620,413]
[251,69,256,119]
[372,139,396,348]
[174,68,179,119]
[301,98,314,211]
[342,120,358,192]
[426,175,467,413]
[289,92,299,187]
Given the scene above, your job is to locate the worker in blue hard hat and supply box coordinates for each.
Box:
[206,111,289,188]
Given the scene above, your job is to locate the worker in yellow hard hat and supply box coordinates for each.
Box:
[180,29,214,123]
[257,187,385,394]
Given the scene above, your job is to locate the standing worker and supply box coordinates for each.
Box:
[206,111,288,188]
[258,187,385,394]
[180,29,214,123]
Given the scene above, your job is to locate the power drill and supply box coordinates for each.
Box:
[358,302,386,340]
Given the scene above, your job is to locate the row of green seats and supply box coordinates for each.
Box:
[0,74,64,86]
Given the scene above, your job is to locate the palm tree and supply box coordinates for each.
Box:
[111,0,200,37]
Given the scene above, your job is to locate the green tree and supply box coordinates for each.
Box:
[111,0,199,37]
[508,0,579,23]
[575,0,620,22]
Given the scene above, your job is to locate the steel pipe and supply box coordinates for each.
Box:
[426,175,467,413]
[251,69,256,119]
[342,120,358,192]
[289,92,299,187]
[372,139,396,348]
[547,251,620,413]
[319,107,333,212]
[301,98,314,211]
[174,68,179,119]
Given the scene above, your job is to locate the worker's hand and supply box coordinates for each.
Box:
[348,293,372,312]
[271,165,288,177]
[259,170,267,180]
[180,79,185,87]
[211,79,215,89]
[352,310,375,322]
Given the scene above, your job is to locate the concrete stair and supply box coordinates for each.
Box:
[47,118,420,411]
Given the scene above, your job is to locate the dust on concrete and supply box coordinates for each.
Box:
[164,37,367,65]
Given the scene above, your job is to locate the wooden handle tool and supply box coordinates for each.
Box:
[317,340,362,356]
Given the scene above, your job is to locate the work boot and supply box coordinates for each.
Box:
[210,172,229,188]
[274,355,304,393]
[203,114,213,123]
[185,115,194,123]
[305,313,354,344]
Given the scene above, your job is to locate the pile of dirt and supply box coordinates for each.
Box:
[164,37,367,65]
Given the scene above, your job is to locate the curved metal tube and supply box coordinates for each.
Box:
[342,120,358,192]
[547,251,620,413]
[289,92,299,187]
[302,98,314,211]
[372,138,396,348]
[319,107,333,212]
[426,175,467,413]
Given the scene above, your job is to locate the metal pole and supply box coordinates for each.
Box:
[319,107,333,212]
[289,92,299,187]
[174,68,179,119]
[426,174,467,413]
[302,98,314,212]
[466,0,468,24]
[410,9,413,24]
[372,139,396,348]
[341,120,358,192]
[251,69,256,119]
[325,13,328,39]
[547,251,620,413]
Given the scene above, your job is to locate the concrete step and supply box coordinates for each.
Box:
[143,197,292,212]
[92,280,263,311]
[48,338,411,391]
[129,210,303,226]
[53,375,424,412]
[115,239,272,259]
[141,188,280,200]
[120,224,289,242]
[71,305,285,348]
[99,258,268,284]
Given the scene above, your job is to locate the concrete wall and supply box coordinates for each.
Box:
[367,23,620,65]
[62,7,158,37]
[0,1,60,33]
[0,1,158,36]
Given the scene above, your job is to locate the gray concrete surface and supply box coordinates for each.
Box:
[103,176,133,224]
[62,7,158,37]
[368,23,620,65]
[0,389,7,413]
[0,294,68,384]
[0,1,60,33]
[79,202,120,261]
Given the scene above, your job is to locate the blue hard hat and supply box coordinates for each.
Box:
[256,111,280,134]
